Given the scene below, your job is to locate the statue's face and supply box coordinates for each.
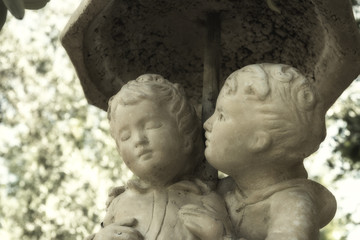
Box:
[204,88,261,176]
[111,99,188,185]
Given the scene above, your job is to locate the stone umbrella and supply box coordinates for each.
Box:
[61,0,360,113]
[61,0,360,181]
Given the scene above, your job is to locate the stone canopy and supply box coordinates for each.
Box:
[61,0,360,111]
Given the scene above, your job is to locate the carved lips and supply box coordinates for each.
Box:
[204,132,211,147]
[137,149,152,160]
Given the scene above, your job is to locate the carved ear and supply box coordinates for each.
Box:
[247,131,272,153]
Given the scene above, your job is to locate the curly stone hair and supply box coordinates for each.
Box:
[222,63,326,161]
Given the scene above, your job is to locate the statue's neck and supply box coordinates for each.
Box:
[232,161,307,196]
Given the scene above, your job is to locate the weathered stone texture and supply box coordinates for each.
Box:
[62,0,360,112]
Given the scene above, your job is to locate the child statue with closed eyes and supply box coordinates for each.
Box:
[85,74,233,240]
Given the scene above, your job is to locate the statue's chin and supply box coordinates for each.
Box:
[204,148,211,161]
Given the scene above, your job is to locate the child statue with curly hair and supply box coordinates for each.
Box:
[204,64,337,240]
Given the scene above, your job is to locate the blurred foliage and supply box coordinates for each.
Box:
[0,1,127,239]
[332,104,360,166]
[320,78,360,240]
[327,79,360,176]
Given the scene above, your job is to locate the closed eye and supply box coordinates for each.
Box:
[119,130,131,141]
[144,121,162,130]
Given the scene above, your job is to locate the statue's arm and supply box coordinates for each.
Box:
[91,221,143,240]
[83,204,115,240]
[84,187,143,240]
[86,211,143,240]
[179,192,235,240]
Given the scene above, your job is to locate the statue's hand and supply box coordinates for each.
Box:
[93,219,143,240]
[179,204,224,240]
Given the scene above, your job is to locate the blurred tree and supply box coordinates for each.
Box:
[330,94,360,170]
[0,1,127,239]
[318,78,360,240]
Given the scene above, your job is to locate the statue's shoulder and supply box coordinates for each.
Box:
[106,179,154,209]
[269,179,336,227]
[106,185,126,209]
[296,179,337,228]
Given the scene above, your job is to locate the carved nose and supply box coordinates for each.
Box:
[134,131,148,147]
[203,116,213,132]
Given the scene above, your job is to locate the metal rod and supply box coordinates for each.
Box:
[202,12,221,123]
[200,12,221,186]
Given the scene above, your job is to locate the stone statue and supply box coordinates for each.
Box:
[60,1,360,239]
[85,74,232,240]
[203,63,337,240]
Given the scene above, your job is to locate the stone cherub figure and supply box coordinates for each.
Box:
[203,64,337,240]
[86,74,232,240]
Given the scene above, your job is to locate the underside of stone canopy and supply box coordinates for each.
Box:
[61,0,360,112]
